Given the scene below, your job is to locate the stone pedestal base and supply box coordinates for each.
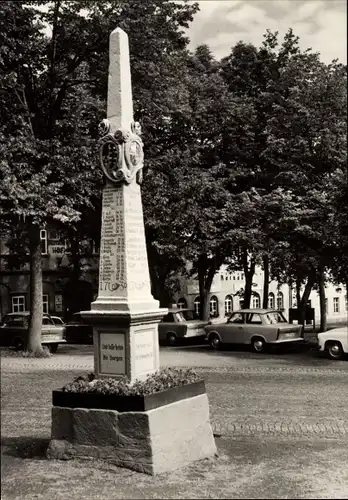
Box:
[47,394,217,475]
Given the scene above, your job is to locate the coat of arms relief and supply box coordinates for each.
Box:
[98,119,144,185]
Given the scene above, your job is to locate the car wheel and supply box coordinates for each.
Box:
[209,332,221,350]
[327,341,344,360]
[167,333,177,346]
[251,337,266,353]
[13,337,25,351]
[48,343,58,354]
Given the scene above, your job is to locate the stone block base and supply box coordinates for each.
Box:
[47,394,216,475]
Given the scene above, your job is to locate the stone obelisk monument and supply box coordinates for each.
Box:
[48,28,216,474]
[81,28,166,382]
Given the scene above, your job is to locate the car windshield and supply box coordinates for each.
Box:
[52,317,64,325]
[181,310,195,321]
[264,312,287,324]
[42,317,54,326]
[174,312,186,323]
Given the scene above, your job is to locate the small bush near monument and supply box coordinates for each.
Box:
[62,368,200,396]
[0,346,52,358]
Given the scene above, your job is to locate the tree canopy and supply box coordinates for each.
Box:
[1,2,346,329]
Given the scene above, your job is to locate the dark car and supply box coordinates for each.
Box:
[0,312,66,352]
[158,308,208,345]
[64,312,93,345]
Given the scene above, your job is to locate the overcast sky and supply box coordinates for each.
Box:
[186,0,347,64]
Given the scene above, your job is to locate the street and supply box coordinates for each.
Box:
[1,344,348,498]
[2,343,348,439]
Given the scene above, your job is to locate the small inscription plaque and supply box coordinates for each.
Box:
[134,329,155,373]
[99,332,125,375]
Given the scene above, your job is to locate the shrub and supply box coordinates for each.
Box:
[62,368,201,396]
[21,346,52,358]
[0,346,52,358]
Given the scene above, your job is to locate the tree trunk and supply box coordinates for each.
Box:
[198,255,218,321]
[148,261,171,308]
[296,278,301,308]
[242,250,255,309]
[70,235,81,282]
[298,272,315,326]
[198,262,206,320]
[262,254,269,308]
[319,266,327,332]
[28,225,43,353]
[202,288,211,321]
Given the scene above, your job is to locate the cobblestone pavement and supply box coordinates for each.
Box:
[2,345,348,439]
[1,342,348,372]
[1,345,348,499]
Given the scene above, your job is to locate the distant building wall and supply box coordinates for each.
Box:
[173,265,347,324]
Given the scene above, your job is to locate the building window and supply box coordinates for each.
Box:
[92,239,100,255]
[12,295,26,313]
[177,298,187,309]
[277,292,284,310]
[239,299,244,309]
[220,275,224,280]
[268,292,275,309]
[194,296,201,317]
[210,296,219,318]
[40,229,48,255]
[55,294,63,313]
[345,295,348,311]
[333,297,340,313]
[43,294,49,314]
[225,295,233,316]
[49,230,60,241]
[64,239,71,254]
[252,293,260,309]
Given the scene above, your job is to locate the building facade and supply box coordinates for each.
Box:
[0,233,347,325]
[172,265,348,325]
[0,228,99,321]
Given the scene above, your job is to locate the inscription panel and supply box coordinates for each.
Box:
[134,329,155,373]
[99,332,126,375]
[99,187,126,294]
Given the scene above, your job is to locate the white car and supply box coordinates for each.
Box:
[317,326,348,360]
[50,316,65,326]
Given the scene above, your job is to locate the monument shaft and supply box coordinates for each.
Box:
[82,28,166,383]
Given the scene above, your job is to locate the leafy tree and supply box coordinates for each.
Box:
[142,44,238,318]
[0,0,199,349]
[218,30,304,308]
[219,30,347,319]
[264,48,347,326]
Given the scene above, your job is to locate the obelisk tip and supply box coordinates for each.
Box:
[111,27,128,38]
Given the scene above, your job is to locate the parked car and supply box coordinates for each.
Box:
[0,312,66,352]
[158,308,208,345]
[180,309,197,321]
[50,316,65,326]
[204,309,304,352]
[317,326,348,360]
[64,312,93,345]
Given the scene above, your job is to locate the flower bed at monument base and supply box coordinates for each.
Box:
[53,379,206,412]
[53,368,205,412]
